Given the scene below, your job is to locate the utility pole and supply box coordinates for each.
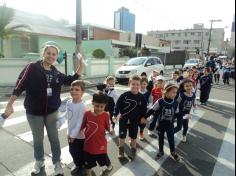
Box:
[74,0,82,71]
[207,19,222,57]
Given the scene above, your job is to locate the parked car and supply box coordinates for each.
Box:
[184,58,201,69]
[115,57,164,83]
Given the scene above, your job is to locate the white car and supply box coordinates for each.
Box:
[184,58,201,69]
[115,57,164,83]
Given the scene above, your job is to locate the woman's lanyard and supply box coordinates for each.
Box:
[45,71,53,96]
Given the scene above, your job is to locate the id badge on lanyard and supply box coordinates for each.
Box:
[47,87,52,96]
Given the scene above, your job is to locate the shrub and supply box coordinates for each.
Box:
[92,48,106,59]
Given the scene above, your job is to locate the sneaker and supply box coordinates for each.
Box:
[155,152,164,160]
[139,132,145,141]
[118,146,125,159]
[182,136,187,143]
[100,165,113,176]
[31,160,45,175]
[54,162,64,176]
[128,148,137,160]
[171,152,180,162]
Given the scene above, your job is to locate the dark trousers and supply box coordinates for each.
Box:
[174,114,189,136]
[223,72,230,84]
[109,112,115,129]
[214,74,220,83]
[200,89,210,103]
[69,139,85,167]
[158,121,175,153]
[149,114,159,131]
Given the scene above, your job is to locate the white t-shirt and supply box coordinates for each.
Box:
[58,100,86,139]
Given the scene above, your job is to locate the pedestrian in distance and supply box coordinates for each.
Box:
[2,43,84,176]
[139,77,153,141]
[168,71,180,86]
[145,83,180,161]
[81,92,114,176]
[147,70,159,92]
[199,67,212,105]
[56,80,87,175]
[96,76,119,134]
[174,79,196,143]
[113,75,147,160]
[148,75,165,136]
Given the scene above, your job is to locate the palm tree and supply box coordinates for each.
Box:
[0,5,30,57]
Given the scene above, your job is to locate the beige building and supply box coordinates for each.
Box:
[148,24,225,54]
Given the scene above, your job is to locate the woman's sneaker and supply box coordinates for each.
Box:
[54,162,64,176]
[155,152,164,160]
[31,160,45,175]
[171,152,180,161]
[182,136,187,143]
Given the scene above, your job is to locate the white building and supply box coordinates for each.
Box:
[148,24,225,55]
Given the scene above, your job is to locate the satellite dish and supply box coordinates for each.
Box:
[42,41,65,64]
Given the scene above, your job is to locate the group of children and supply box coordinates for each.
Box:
[57,66,213,176]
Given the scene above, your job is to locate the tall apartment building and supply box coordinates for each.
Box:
[114,7,135,32]
[148,24,225,54]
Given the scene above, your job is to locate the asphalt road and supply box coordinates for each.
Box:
[0,81,235,176]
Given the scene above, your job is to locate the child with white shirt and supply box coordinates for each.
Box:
[57,80,87,175]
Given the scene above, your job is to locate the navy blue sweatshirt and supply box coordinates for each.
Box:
[176,92,196,116]
[13,61,80,115]
[145,98,178,122]
[114,91,147,120]
[199,75,212,91]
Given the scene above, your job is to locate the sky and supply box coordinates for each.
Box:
[2,0,235,39]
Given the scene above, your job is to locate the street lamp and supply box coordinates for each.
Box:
[207,19,222,56]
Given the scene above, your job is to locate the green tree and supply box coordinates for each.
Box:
[0,5,30,57]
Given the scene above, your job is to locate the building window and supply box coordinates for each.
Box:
[194,40,200,44]
[171,33,175,36]
[21,37,30,52]
[198,32,202,36]
[183,40,191,44]
[178,33,181,37]
[174,40,181,45]
[165,33,169,37]
[205,32,209,36]
[191,32,195,36]
[82,30,88,40]
[159,34,164,38]
[185,32,188,37]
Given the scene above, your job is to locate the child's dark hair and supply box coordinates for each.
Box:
[71,80,86,91]
[129,75,141,82]
[173,70,179,75]
[141,77,148,84]
[178,79,193,93]
[92,91,109,104]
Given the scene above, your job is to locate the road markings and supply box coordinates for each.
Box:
[211,117,235,176]
[112,109,205,176]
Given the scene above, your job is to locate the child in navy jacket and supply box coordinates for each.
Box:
[145,83,180,161]
[199,68,212,105]
[174,79,196,143]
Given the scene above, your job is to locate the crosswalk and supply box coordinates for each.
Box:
[0,85,232,176]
